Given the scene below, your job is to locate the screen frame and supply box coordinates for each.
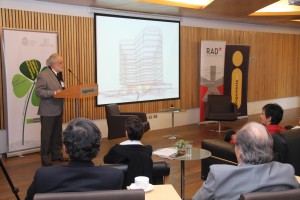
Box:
[94,13,181,106]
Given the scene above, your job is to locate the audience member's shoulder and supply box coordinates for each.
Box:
[112,144,121,148]
[38,67,50,75]
[270,161,295,170]
[208,164,241,179]
[145,144,153,151]
[36,165,63,175]
[210,164,238,172]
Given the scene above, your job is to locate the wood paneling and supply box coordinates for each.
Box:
[180,26,300,103]
[1,8,300,129]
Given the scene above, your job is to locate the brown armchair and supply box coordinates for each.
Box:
[240,189,300,200]
[34,189,145,200]
[205,94,237,132]
[105,104,150,139]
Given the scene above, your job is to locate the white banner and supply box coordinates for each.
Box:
[199,40,226,121]
[2,29,57,152]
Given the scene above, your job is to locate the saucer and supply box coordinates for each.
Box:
[129,183,154,192]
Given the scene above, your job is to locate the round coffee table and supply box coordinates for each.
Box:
[173,148,211,200]
[154,147,211,200]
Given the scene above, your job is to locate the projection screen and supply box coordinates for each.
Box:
[95,13,180,105]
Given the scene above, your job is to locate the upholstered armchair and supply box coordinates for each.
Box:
[105,104,150,140]
[205,94,238,132]
[240,189,300,200]
[107,161,170,189]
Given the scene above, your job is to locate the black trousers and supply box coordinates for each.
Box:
[40,114,63,162]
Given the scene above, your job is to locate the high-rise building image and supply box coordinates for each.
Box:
[120,26,163,86]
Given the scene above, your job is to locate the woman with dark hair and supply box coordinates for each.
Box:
[225,103,285,144]
[104,116,153,186]
[260,103,285,134]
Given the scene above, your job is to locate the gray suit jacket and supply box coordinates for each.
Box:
[35,67,64,116]
[193,162,300,200]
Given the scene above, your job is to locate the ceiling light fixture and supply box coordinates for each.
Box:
[137,0,214,9]
[250,0,300,16]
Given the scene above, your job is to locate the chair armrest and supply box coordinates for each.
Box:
[152,161,170,177]
[202,139,236,161]
[240,189,300,200]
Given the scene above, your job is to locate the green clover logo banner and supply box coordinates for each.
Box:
[2,29,58,153]
[12,59,45,145]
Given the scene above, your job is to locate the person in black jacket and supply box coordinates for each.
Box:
[104,116,153,186]
[25,118,123,200]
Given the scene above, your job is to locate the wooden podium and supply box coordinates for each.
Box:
[54,83,98,118]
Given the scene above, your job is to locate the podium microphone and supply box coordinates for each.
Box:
[68,69,83,85]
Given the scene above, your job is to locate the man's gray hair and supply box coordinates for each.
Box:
[235,122,273,164]
[46,53,61,66]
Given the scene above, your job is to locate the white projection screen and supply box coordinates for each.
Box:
[94,13,180,106]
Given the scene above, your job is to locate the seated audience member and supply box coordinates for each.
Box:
[193,122,299,200]
[104,116,153,186]
[225,103,285,144]
[25,118,124,200]
[260,103,285,133]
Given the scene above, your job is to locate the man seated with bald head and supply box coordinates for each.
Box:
[193,122,299,200]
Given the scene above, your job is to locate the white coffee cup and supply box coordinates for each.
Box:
[134,176,149,189]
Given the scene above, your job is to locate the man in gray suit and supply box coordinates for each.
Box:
[193,122,299,200]
[35,53,66,166]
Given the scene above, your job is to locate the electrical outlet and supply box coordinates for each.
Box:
[154,114,157,118]
[148,115,152,119]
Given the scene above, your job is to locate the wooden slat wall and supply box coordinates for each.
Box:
[1,8,300,129]
[181,27,300,103]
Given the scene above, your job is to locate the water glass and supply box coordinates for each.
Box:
[186,143,192,157]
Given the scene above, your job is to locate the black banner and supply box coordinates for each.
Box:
[224,45,250,116]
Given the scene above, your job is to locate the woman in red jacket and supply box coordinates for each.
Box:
[226,103,285,144]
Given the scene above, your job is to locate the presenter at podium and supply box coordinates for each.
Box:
[35,53,67,166]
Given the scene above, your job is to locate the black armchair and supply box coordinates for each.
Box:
[105,104,150,139]
[205,95,237,132]
[240,189,300,200]
[106,161,170,189]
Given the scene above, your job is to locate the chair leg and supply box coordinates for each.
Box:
[217,121,221,133]
[209,121,232,133]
